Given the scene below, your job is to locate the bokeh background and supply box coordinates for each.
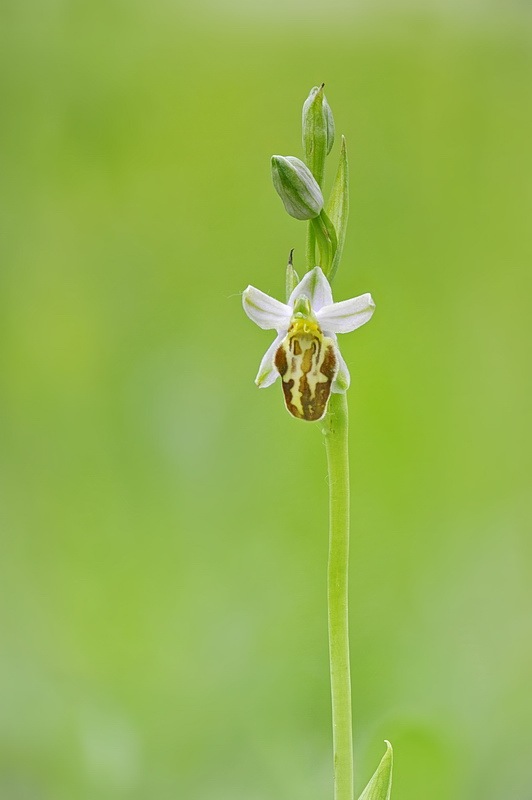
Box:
[1,1,531,798]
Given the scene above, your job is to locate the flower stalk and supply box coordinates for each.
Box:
[306,90,355,797]
[322,391,353,800]
[244,83,392,800]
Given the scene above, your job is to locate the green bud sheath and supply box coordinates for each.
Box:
[271,155,324,220]
[302,84,335,186]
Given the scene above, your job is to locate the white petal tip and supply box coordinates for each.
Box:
[361,292,376,310]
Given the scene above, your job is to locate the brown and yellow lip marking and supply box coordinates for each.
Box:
[274,318,337,421]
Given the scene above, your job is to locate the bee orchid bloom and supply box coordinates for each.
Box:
[243,266,375,421]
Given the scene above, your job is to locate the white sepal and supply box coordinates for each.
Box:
[242,286,292,331]
[288,266,333,312]
[317,293,375,333]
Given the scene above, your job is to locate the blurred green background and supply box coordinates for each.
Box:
[1,1,531,798]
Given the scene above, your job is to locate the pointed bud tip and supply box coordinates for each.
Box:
[302,85,335,164]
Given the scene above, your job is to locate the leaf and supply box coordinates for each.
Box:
[357,741,393,800]
[325,135,349,284]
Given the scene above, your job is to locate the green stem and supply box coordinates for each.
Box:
[306,223,316,270]
[322,391,353,800]
[311,210,338,278]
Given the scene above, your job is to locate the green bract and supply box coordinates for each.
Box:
[326,135,349,283]
[271,155,324,220]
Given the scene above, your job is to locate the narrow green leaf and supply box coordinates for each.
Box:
[358,741,393,800]
[325,135,349,284]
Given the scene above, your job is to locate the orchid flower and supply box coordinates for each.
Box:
[243,266,375,421]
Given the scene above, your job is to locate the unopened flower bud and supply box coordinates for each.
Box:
[271,155,324,220]
[302,85,335,186]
